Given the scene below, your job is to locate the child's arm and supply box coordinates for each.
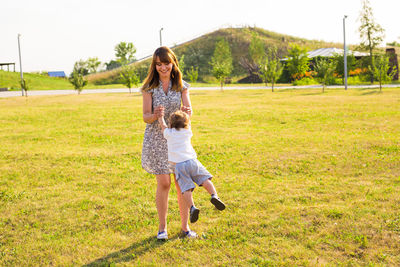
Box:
[158,116,168,132]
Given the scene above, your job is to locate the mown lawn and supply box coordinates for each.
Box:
[0,70,126,91]
[0,88,399,266]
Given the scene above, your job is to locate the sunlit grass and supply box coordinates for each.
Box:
[0,88,399,265]
[0,70,127,91]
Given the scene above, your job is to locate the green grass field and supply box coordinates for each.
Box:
[1,88,399,266]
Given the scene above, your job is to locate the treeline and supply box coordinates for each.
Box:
[85,27,338,86]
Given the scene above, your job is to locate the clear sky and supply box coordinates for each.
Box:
[1,0,398,74]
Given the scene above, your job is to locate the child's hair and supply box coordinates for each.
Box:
[169,110,189,130]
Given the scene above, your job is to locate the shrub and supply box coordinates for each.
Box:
[292,77,317,86]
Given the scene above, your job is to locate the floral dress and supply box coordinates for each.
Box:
[141,80,190,174]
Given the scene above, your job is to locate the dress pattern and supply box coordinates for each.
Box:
[141,80,190,174]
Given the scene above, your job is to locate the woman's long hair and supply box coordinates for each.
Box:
[141,46,183,92]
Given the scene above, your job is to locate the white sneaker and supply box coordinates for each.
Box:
[157,230,168,240]
[182,230,198,239]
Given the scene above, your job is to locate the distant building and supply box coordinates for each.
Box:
[0,63,16,71]
[48,71,66,78]
[282,48,369,61]
[307,48,368,59]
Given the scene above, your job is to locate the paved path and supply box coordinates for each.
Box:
[1,84,399,98]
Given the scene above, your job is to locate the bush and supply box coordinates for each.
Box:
[347,76,368,85]
[326,76,339,85]
[292,77,317,86]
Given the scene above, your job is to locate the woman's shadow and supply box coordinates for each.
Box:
[82,235,177,266]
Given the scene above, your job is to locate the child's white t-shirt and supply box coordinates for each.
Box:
[163,128,197,163]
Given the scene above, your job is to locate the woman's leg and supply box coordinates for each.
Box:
[156,174,171,232]
[173,174,190,232]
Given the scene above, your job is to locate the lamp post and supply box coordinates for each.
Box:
[343,15,348,90]
[159,27,163,46]
[17,33,24,96]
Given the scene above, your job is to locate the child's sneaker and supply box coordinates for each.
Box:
[182,230,198,239]
[210,195,226,210]
[157,230,168,240]
[190,205,200,223]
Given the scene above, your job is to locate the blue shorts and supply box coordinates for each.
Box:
[175,158,212,193]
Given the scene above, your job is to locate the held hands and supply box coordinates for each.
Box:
[155,106,167,130]
[181,105,192,116]
[154,105,165,119]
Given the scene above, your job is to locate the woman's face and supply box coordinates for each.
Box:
[155,57,173,79]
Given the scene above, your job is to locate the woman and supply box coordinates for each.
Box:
[141,46,196,239]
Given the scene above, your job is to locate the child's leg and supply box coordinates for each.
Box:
[201,179,226,211]
[183,189,200,223]
[182,190,195,208]
[201,179,217,196]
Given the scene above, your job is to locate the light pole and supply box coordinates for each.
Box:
[159,27,163,46]
[343,15,348,90]
[17,33,24,96]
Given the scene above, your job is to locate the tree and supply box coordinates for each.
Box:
[286,44,310,81]
[314,58,336,93]
[20,79,29,97]
[210,39,233,91]
[249,33,266,67]
[115,42,136,65]
[258,47,283,92]
[333,53,356,83]
[120,66,140,94]
[73,60,89,76]
[186,66,199,83]
[87,57,101,73]
[105,60,122,71]
[358,0,385,83]
[183,45,206,77]
[136,62,151,81]
[372,54,397,92]
[69,64,88,94]
[239,33,265,82]
[179,55,186,79]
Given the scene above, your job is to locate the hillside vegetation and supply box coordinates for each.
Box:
[87,27,343,84]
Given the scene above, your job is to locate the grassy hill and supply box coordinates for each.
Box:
[0,71,74,90]
[87,27,343,84]
[0,71,126,91]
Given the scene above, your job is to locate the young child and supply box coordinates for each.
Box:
[158,109,225,224]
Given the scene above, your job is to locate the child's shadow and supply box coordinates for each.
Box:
[82,235,177,266]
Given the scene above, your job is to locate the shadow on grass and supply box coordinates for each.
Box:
[361,90,382,95]
[126,94,142,97]
[299,91,324,96]
[274,88,298,93]
[190,92,208,96]
[83,235,177,266]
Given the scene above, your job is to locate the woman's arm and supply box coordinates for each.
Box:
[181,89,193,117]
[142,91,163,123]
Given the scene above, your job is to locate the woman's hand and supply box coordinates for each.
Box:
[181,89,192,117]
[181,105,192,117]
[154,105,165,118]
